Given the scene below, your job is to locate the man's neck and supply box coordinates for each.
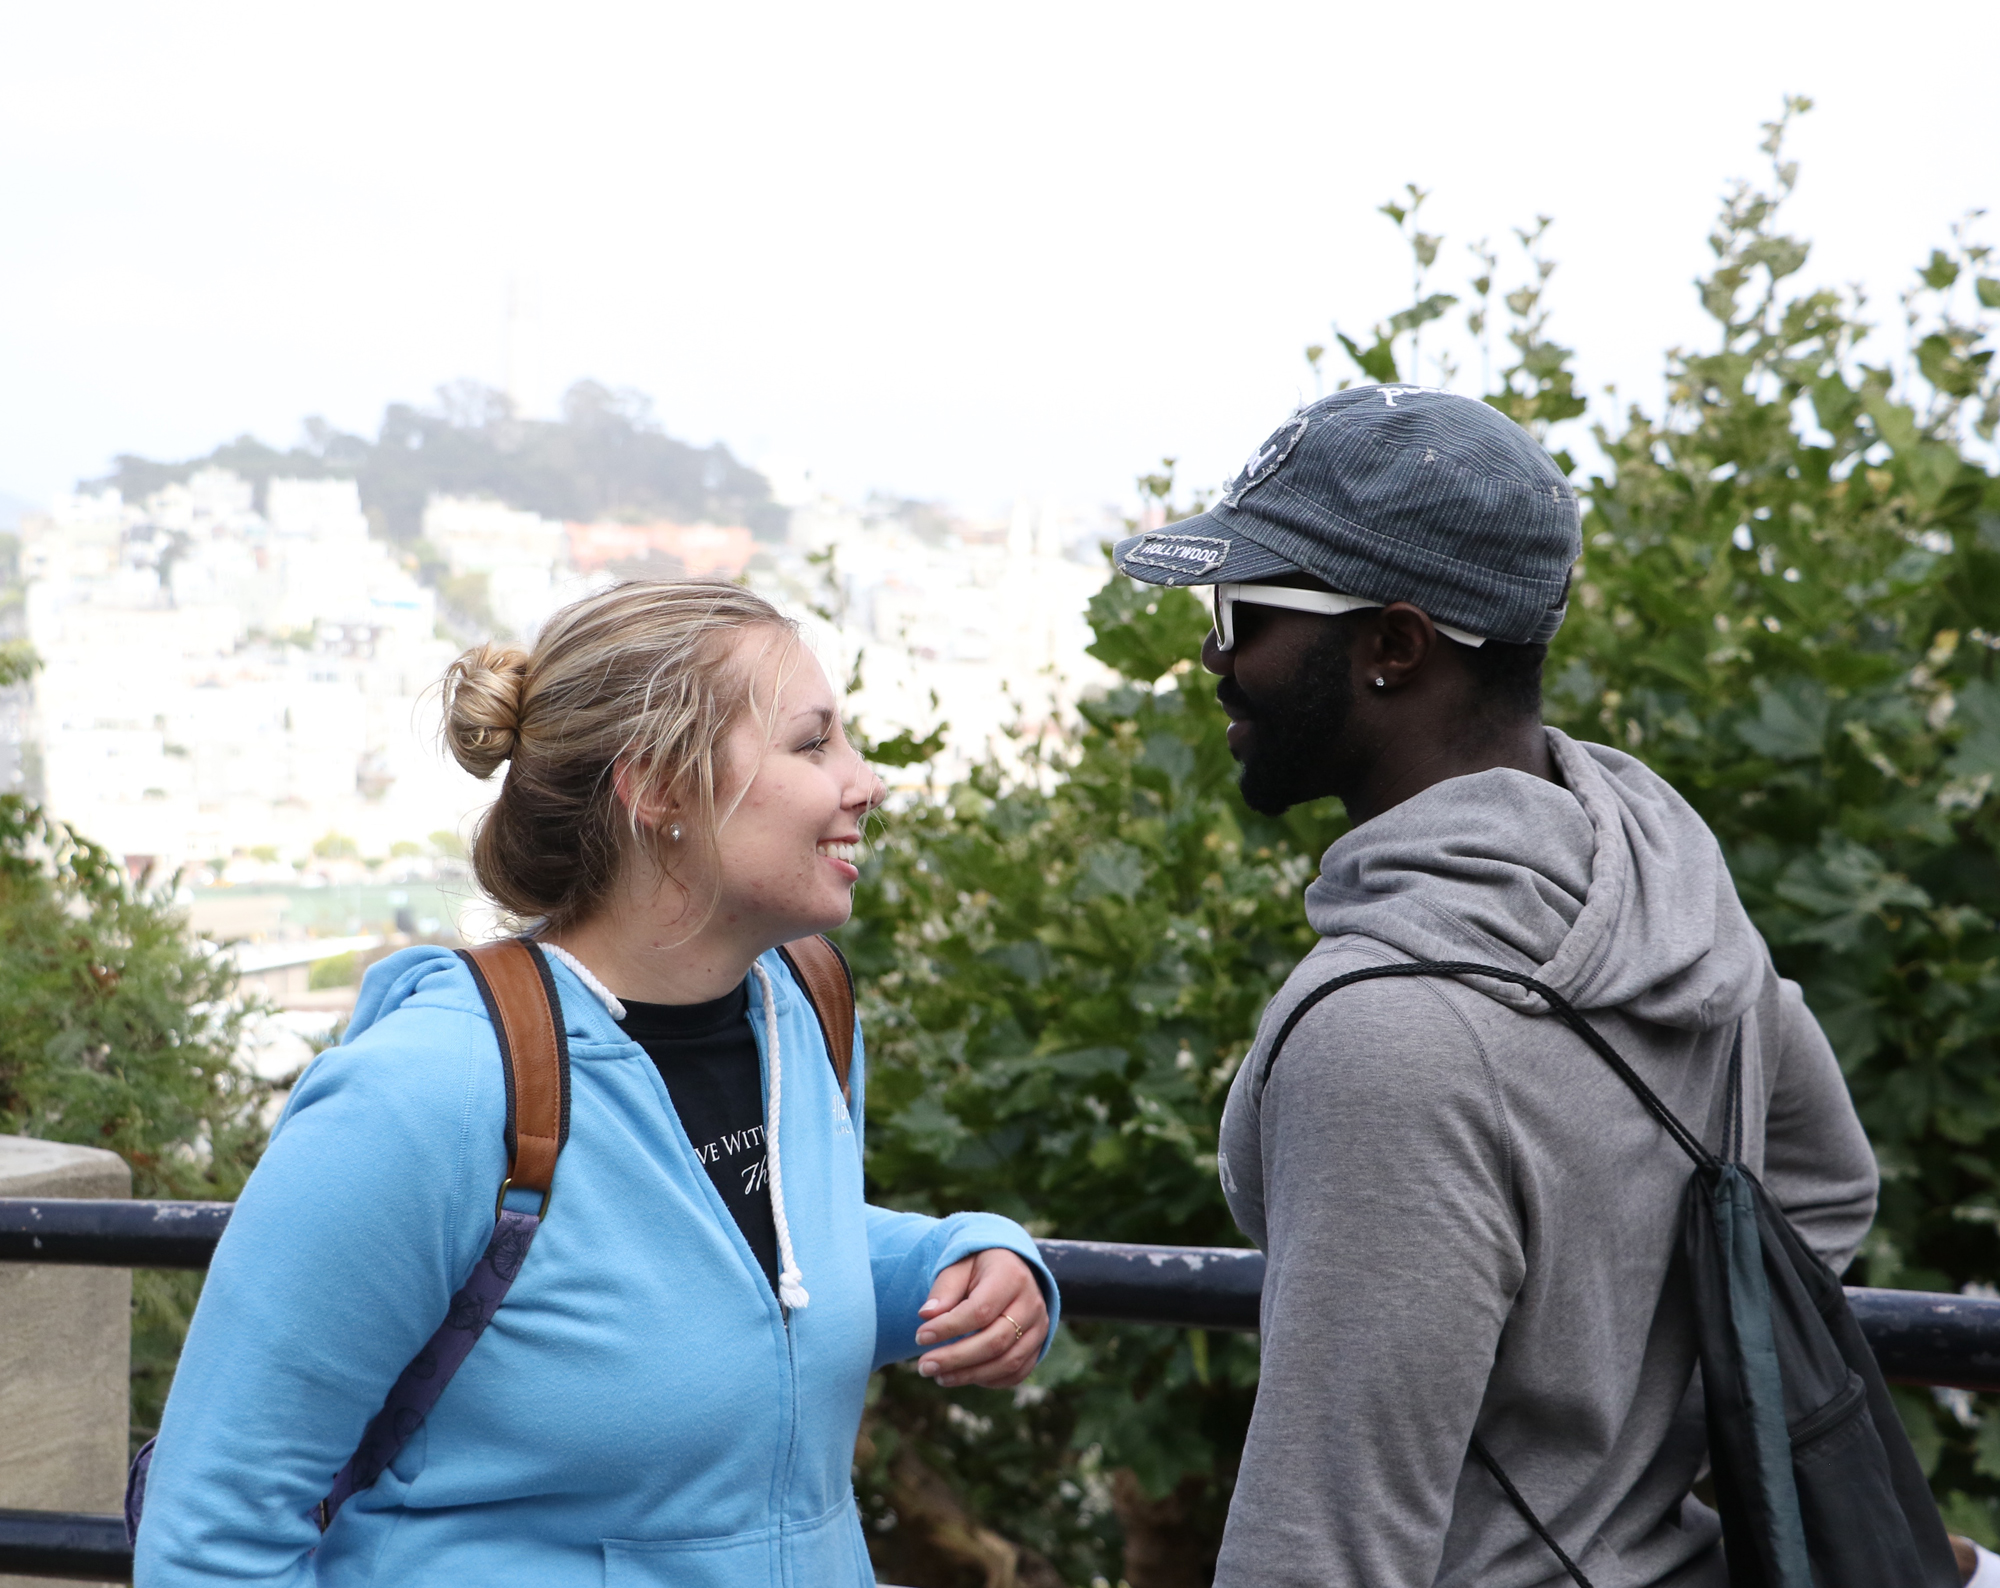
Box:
[1339,720,1557,828]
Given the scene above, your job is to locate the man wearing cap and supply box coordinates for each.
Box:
[1114,385,1878,1587]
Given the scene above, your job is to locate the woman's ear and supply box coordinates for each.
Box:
[612,759,676,832]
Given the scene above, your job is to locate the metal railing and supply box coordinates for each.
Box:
[6,1195,2000,1581]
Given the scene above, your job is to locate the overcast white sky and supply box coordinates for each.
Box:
[1,1,1992,519]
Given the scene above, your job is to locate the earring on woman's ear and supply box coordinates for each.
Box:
[668,822,684,843]
[1373,677,1387,689]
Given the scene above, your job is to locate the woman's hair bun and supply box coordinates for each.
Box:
[441,642,532,779]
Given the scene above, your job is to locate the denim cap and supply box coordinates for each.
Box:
[1112,384,1581,646]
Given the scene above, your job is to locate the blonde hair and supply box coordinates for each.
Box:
[438,580,800,929]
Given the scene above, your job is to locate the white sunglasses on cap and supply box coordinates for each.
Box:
[1208,582,1487,651]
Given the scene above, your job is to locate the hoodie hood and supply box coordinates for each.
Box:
[1302,728,1761,1029]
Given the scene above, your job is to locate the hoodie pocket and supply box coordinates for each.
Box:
[602,1527,775,1588]
[602,1499,866,1587]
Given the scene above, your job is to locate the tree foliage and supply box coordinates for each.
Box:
[0,798,273,1443]
[0,639,38,688]
[845,102,2000,1584]
[844,564,1342,1584]
[1548,101,2000,1542]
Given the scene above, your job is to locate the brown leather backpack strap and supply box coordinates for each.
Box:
[458,938,571,1207]
[776,934,855,1103]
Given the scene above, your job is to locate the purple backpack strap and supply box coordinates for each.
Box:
[315,1203,543,1527]
[125,938,571,1547]
[314,938,570,1531]
[312,938,569,1530]
[126,1212,541,1547]
[125,1438,154,1545]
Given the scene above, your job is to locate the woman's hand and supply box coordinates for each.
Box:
[914,1248,1050,1389]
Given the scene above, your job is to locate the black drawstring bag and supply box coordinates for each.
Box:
[1263,959,1960,1588]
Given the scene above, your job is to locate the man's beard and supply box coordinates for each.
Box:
[1220,625,1354,816]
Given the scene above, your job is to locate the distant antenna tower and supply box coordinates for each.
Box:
[502,277,539,417]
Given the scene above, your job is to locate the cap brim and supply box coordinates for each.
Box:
[1112,513,1303,587]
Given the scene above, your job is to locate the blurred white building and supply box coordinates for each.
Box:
[762,491,1121,787]
[21,475,488,874]
[422,495,582,639]
[16,462,1127,877]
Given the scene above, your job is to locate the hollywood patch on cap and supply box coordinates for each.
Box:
[1115,533,1229,579]
[1112,525,1304,588]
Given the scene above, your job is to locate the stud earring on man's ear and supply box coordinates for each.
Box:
[1373,677,1387,689]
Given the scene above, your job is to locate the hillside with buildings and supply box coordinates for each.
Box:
[86,379,788,543]
[0,388,1123,1055]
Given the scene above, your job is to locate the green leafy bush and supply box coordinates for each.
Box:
[845,570,1341,1585]
[1547,107,2000,1541]
[308,950,363,991]
[0,797,272,1443]
[846,102,2000,1585]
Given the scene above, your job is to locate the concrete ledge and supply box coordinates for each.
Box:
[0,1137,130,1588]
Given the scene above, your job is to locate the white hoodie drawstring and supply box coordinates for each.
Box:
[537,941,808,1311]
[538,942,626,1020]
[750,961,810,1310]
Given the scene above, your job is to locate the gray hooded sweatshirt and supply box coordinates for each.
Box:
[1214,729,1878,1588]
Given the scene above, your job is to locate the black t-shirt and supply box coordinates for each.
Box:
[616,980,778,1291]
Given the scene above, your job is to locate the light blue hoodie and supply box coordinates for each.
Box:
[136,945,1057,1587]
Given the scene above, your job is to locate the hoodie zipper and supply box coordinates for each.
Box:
[552,957,804,1566]
[760,974,802,1580]
[777,1301,802,1586]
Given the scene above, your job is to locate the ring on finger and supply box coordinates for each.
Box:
[1001,1312,1025,1342]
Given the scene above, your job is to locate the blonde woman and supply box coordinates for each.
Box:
[136,583,1056,1587]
